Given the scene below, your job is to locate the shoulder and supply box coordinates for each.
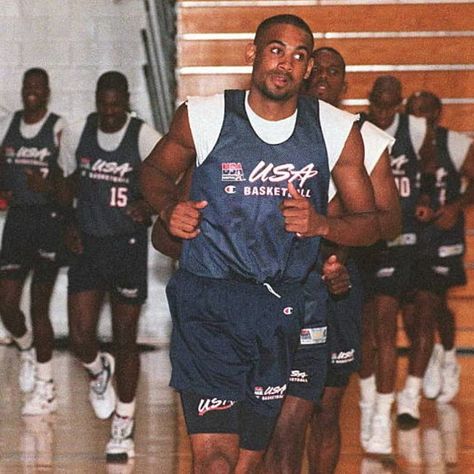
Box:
[187,93,225,124]
[361,121,395,150]
[319,99,358,124]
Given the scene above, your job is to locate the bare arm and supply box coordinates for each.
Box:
[140,104,206,239]
[369,150,402,239]
[325,125,380,245]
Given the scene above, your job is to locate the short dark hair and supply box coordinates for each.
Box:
[369,75,402,105]
[23,68,49,87]
[406,90,442,114]
[96,71,129,95]
[254,14,314,50]
[312,47,346,77]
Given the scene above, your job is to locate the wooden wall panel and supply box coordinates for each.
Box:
[179,4,474,34]
[179,37,474,67]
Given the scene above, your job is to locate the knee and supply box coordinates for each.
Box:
[196,450,236,474]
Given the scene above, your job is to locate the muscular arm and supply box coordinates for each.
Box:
[325,125,380,245]
[140,103,197,220]
[368,150,401,239]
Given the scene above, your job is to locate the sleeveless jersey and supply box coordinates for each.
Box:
[181,90,330,284]
[1,111,60,207]
[418,126,465,257]
[75,113,144,237]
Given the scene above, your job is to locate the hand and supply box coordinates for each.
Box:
[64,223,83,254]
[126,200,153,225]
[433,202,461,230]
[163,200,208,239]
[415,204,435,222]
[280,181,327,238]
[322,254,351,295]
[24,168,51,193]
[0,190,12,201]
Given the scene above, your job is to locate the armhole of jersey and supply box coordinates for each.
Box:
[138,122,162,161]
[361,121,395,175]
[187,94,225,167]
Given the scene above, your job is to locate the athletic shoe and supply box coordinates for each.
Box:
[22,379,58,415]
[88,353,116,420]
[396,388,420,427]
[423,343,444,399]
[106,413,135,463]
[359,399,374,451]
[437,360,460,404]
[19,348,36,393]
[365,414,392,455]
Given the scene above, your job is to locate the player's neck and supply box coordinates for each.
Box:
[22,107,47,125]
[247,89,298,121]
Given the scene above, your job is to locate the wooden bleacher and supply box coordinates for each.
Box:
[175,0,474,347]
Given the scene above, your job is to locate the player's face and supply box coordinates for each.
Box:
[407,96,440,127]
[96,88,129,133]
[306,50,346,106]
[22,73,49,113]
[248,23,313,102]
[368,91,401,130]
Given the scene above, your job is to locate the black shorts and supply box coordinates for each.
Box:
[68,230,148,304]
[0,206,66,283]
[167,269,304,418]
[412,255,466,294]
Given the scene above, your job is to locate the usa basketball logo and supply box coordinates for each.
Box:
[222,162,245,181]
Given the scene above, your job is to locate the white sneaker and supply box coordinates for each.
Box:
[359,400,375,450]
[19,348,36,393]
[106,413,135,462]
[365,414,392,455]
[88,353,116,420]
[423,344,444,399]
[397,388,420,426]
[437,360,460,404]
[22,379,58,415]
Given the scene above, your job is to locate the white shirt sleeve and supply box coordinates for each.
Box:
[408,114,428,157]
[138,122,162,161]
[57,119,86,177]
[447,130,473,172]
[187,94,225,166]
[319,101,359,202]
[54,116,67,147]
[361,121,395,175]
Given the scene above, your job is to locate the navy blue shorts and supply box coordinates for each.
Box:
[68,230,148,304]
[167,269,304,418]
[287,268,328,402]
[360,245,418,298]
[0,205,66,283]
[412,255,466,294]
[326,259,363,379]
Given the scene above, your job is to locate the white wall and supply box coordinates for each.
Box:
[0,0,173,345]
[0,0,154,126]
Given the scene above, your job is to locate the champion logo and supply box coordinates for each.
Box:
[198,398,236,416]
[331,349,355,364]
[224,185,236,194]
[222,162,245,182]
[376,267,395,278]
[283,306,294,316]
[432,266,450,276]
[116,287,139,298]
[38,249,57,262]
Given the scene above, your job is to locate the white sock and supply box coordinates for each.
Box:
[14,331,33,351]
[374,392,394,418]
[83,352,103,376]
[444,348,457,366]
[405,375,422,395]
[116,399,136,418]
[36,360,53,382]
[360,375,376,404]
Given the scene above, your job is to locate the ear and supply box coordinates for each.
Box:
[245,43,257,65]
[303,56,314,80]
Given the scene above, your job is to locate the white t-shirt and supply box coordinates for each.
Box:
[58,113,162,177]
[384,113,427,157]
[0,110,66,146]
[187,91,358,200]
[327,121,395,202]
